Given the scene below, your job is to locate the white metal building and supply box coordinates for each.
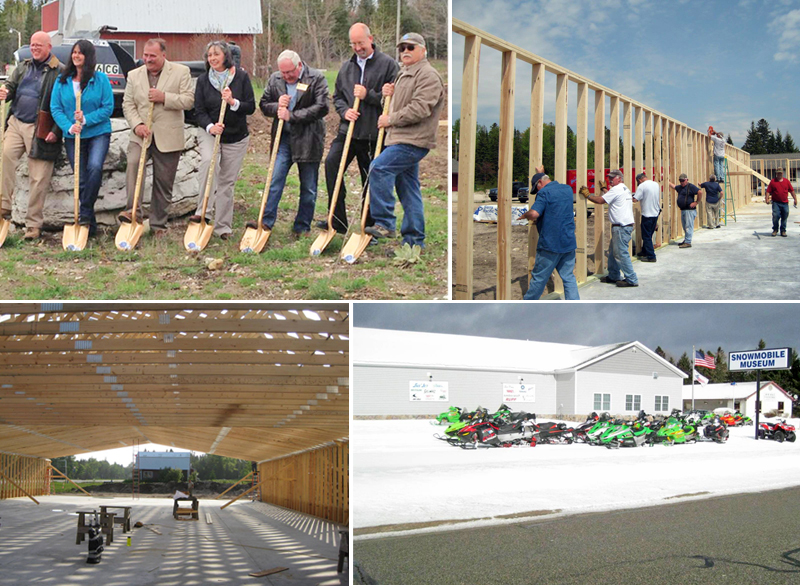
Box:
[682,381,794,417]
[353,328,687,417]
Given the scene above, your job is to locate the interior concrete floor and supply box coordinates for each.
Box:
[0,495,347,586]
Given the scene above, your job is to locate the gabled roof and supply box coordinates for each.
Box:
[681,381,794,402]
[352,328,687,377]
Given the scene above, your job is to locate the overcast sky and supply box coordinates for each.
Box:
[353,303,797,363]
[452,0,800,147]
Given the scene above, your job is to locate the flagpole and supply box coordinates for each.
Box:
[691,345,695,411]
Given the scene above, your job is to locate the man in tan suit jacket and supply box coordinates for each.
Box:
[119,38,194,235]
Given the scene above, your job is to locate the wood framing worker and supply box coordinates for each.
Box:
[118,38,194,238]
[766,168,797,237]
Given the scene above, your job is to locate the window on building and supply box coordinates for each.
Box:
[778,402,784,411]
[110,40,136,59]
[593,393,611,411]
[734,401,740,410]
[654,395,669,411]
[143,471,153,479]
[625,394,641,411]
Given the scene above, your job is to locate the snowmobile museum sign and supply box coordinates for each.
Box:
[502,383,535,402]
[728,348,792,371]
[409,381,449,401]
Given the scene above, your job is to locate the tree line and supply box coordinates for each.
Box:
[257,0,447,76]
[654,339,800,414]
[740,118,799,155]
[0,0,41,68]
[58,452,253,482]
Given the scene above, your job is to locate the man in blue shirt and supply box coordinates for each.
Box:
[699,175,723,229]
[521,165,579,300]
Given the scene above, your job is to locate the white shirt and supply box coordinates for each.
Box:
[603,183,635,225]
[633,179,661,217]
[710,134,725,157]
[356,52,374,84]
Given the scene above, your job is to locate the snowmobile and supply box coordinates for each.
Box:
[435,406,462,425]
[733,411,753,426]
[572,412,603,443]
[650,415,697,445]
[533,420,574,444]
[758,420,797,443]
[494,414,538,447]
[702,417,729,443]
[601,415,653,449]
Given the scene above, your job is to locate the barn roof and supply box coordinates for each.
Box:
[0,303,348,463]
[58,0,263,36]
[352,328,686,377]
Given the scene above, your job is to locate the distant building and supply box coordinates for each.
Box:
[353,328,687,417]
[682,381,794,418]
[136,451,191,480]
[42,0,263,72]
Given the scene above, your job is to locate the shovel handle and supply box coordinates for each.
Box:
[358,96,391,232]
[130,102,156,225]
[73,92,81,225]
[198,79,231,222]
[325,97,360,229]
[255,118,284,226]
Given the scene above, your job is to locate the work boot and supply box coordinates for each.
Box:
[189,215,211,224]
[364,224,396,239]
[772,230,778,237]
[599,276,618,284]
[246,220,270,232]
[781,232,787,237]
[23,227,41,240]
[679,242,692,248]
[616,280,638,288]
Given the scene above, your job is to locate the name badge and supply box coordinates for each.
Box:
[296,83,309,92]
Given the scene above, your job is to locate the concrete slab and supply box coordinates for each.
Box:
[573,201,800,300]
[0,495,346,586]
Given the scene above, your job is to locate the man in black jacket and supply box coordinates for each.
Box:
[258,50,329,235]
[317,23,398,234]
[0,30,62,240]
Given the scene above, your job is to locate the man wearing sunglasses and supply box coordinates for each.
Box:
[364,32,444,250]
[668,173,702,248]
[319,23,398,235]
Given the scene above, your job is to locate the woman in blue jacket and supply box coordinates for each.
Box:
[50,40,113,236]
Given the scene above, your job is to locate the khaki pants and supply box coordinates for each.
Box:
[195,132,249,236]
[706,199,722,228]
[1,115,55,228]
[126,139,181,230]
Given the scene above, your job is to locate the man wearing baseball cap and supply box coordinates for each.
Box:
[364,32,444,251]
[668,173,702,248]
[521,164,579,299]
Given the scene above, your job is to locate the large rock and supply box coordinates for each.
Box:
[9,118,202,228]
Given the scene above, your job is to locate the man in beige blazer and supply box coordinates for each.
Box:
[119,38,194,236]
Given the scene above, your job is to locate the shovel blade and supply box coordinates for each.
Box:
[115,221,144,251]
[240,226,271,253]
[62,223,89,251]
[184,221,214,252]
[309,229,336,257]
[0,218,10,249]
[340,232,372,264]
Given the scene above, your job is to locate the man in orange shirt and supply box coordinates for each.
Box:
[765,168,797,237]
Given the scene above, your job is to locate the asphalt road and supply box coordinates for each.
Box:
[354,485,800,584]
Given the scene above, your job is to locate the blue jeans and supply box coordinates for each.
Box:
[64,133,110,234]
[369,143,429,247]
[607,225,637,284]
[714,155,724,181]
[523,249,579,300]
[640,215,659,259]
[772,201,789,233]
[261,140,318,233]
[681,209,696,243]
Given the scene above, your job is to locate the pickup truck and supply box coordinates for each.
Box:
[488,181,529,203]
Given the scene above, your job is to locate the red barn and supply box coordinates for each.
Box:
[42,0,263,72]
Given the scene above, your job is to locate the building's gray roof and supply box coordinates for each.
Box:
[58,0,263,35]
[748,153,800,161]
[353,328,686,377]
[680,381,793,402]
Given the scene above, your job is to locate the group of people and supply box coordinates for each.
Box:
[522,157,795,300]
[1,25,444,251]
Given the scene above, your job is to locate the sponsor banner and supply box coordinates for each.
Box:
[409,381,448,402]
[502,383,535,402]
[729,348,792,371]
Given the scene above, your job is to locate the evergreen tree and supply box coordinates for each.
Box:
[741,121,763,154]
[784,132,798,153]
[677,352,692,384]
[774,129,784,154]
[756,119,772,153]
[726,135,734,146]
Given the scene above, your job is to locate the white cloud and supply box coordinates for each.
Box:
[769,8,800,62]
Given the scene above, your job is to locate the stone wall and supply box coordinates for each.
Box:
[9,118,203,228]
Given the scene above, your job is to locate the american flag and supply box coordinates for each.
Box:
[694,351,716,369]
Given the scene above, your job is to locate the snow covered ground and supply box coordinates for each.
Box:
[352,418,800,538]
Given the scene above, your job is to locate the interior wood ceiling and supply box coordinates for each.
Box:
[0,303,349,463]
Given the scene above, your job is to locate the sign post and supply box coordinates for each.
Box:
[728,347,792,440]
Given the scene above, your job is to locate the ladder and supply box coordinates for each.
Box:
[722,157,737,225]
[131,439,140,501]
[251,468,261,502]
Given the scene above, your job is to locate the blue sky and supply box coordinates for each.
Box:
[452,0,800,147]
